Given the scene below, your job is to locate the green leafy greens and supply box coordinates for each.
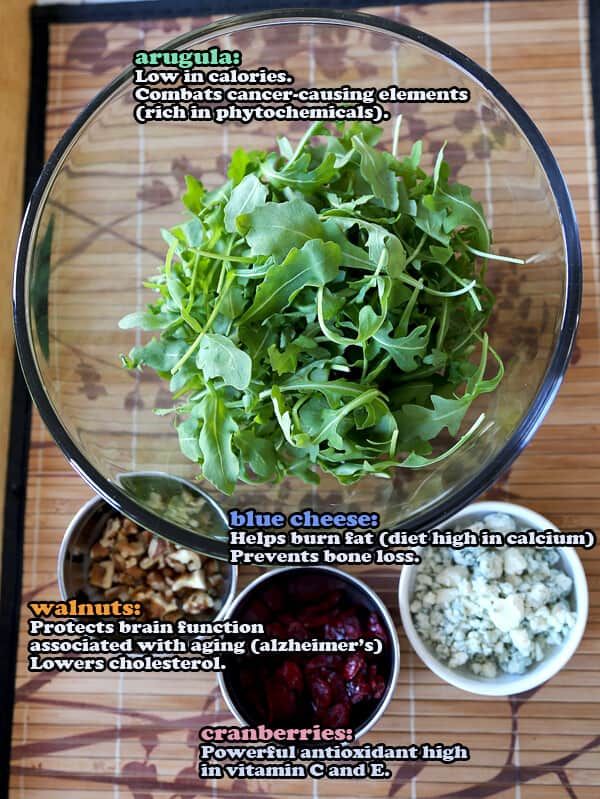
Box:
[120,121,518,494]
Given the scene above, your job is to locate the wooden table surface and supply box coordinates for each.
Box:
[0,0,31,568]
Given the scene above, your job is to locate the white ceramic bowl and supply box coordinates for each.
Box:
[398,500,589,696]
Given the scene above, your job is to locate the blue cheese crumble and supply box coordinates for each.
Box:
[410,513,576,677]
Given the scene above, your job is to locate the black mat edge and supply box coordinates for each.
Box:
[0,8,48,795]
[31,0,499,25]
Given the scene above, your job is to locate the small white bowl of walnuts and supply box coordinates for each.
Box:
[58,494,236,622]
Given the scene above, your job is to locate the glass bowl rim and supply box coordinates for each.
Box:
[13,8,582,557]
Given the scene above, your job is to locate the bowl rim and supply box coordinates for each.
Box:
[13,9,582,548]
[398,501,589,696]
[216,564,400,738]
[57,493,239,622]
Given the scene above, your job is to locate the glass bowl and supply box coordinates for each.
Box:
[13,10,581,558]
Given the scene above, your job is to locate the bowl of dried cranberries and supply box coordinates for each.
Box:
[218,566,399,737]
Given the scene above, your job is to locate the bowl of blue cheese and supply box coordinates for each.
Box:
[398,501,589,696]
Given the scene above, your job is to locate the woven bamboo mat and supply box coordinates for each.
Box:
[7,1,600,797]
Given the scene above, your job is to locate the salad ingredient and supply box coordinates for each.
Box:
[121,122,514,494]
[228,571,390,729]
[88,514,226,621]
[410,513,576,677]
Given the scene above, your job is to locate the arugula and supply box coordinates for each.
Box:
[239,240,342,324]
[120,122,520,494]
[196,333,252,390]
[224,174,268,233]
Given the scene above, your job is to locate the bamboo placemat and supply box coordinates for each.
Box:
[6,1,600,797]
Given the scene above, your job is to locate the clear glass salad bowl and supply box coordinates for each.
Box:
[14,10,581,558]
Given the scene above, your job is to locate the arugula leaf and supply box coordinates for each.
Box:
[268,336,318,375]
[237,430,279,482]
[227,148,265,185]
[241,199,326,259]
[182,175,204,215]
[125,338,188,373]
[195,388,239,494]
[323,213,405,270]
[373,324,429,371]
[415,197,451,245]
[196,333,252,390]
[119,310,173,331]
[438,182,490,251]
[224,173,268,234]
[352,134,399,211]
[239,240,342,324]
[396,394,470,441]
[177,416,202,462]
[261,151,338,191]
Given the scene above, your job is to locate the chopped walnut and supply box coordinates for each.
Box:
[205,560,220,576]
[87,514,227,621]
[90,541,110,560]
[112,553,128,572]
[122,519,138,535]
[146,571,167,592]
[166,549,202,571]
[146,595,178,619]
[116,533,146,558]
[89,560,114,590]
[164,609,184,623]
[104,585,130,602]
[208,574,224,589]
[164,553,187,574]
[171,571,207,593]
[99,517,120,548]
[182,591,214,615]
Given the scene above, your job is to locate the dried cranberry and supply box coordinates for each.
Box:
[279,660,303,694]
[304,655,327,675]
[244,599,271,624]
[341,612,362,640]
[366,611,388,641]
[305,654,341,675]
[266,622,286,638]
[243,675,268,718]
[287,621,308,640]
[266,681,297,723]
[299,612,332,628]
[288,576,327,604]
[262,584,285,612]
[244,690,267,719]
[371,674,386,700]
[309,677,332,711]
[346,677,371,705]
[343,653,366,681]
[300,590,343,623]
[322,701,350,728]
[324,619,346,641]
[328,673,347,704]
